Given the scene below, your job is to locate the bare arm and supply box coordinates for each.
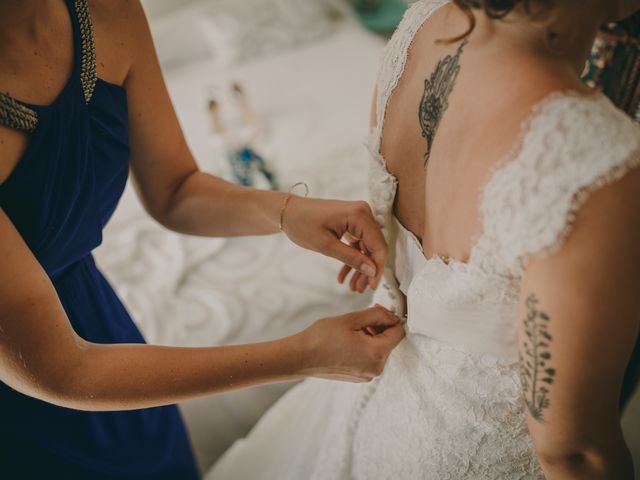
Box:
[0,209,404,412]
[519,169,640,478]
[121,0,277,238]
[112,1,385,287]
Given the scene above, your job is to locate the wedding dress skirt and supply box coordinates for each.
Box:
[208,1,640,478]
[208,218,541,479]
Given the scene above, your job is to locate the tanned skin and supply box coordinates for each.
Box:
[0,0,406,412]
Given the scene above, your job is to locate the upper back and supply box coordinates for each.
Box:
[374,0,615,266]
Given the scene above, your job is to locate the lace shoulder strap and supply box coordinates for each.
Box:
[371,0,449,154]
[481,92,640,276]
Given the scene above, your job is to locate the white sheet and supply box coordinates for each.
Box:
[93,17,386,473]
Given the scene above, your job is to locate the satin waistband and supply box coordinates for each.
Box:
[393,218,426,298]
[407,299,519,359]
[393,218,519,359]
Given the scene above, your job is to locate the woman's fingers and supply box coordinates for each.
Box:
[375,322,406,347]
[325,234,378,279]
[339,266,371,293]
[350,271,361,292]
[362,306,405,346]
[283,198,386,287]
[328,202,387,287]
[337,264,352,284]
[347,204,387,289]
[308,306,403,382]
[343,232,360,244]
[355,272,369,293]
[338,238,373,292]
[351,305,400,329]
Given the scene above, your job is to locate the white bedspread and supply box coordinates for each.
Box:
[93,15,386,473]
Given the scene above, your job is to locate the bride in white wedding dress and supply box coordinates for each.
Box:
[208,1,640,478]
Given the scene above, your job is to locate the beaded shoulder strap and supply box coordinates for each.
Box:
[0,0,96,133]
[75,0,97,104]
[0,93,38,133]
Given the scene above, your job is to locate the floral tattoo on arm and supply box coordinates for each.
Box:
[520,294,556,422]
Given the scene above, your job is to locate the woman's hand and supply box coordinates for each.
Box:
[295,305,405,382]
[338,233,378,293]
[282,197,387,290]
[1,205,402,411]
[115,0,386,288]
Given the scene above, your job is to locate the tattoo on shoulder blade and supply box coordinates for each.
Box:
[520,294,556,422]
[418,38,468,168]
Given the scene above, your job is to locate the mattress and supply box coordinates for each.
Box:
[93,14,386,472]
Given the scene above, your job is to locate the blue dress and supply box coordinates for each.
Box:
[0,1,200,478]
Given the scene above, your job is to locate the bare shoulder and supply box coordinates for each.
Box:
[572,160,640,253]
[87,0,151,86]
[88,0,146,28]
[534,89,640,257]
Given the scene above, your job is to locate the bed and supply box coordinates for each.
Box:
[93,0,387,472]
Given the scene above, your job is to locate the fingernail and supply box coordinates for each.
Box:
[360,264,376,277]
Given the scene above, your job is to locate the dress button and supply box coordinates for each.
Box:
[382,191,392,201]
[375,214,385,224]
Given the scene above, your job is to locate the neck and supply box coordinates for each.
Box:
[473,2,606,79]
[0,1,58,40]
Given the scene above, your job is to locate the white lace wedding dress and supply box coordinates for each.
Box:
[207,1,640,478]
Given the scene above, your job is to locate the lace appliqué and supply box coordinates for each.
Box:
[351,337,544,480]
[481,92,640,277]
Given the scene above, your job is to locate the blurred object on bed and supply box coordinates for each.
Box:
[208,84,279,190]
[226,145,279,190]
[198,0,345,66]
[349,0,411,34]
[142,0,346,69]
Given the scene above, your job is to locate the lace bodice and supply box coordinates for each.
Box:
[368,0,640,359]
[356,3,640,478]
[481,92,640,277]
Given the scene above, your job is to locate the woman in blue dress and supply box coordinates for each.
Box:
[0,1,404,478]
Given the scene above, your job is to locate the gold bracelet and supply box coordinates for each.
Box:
[279,182,309,232]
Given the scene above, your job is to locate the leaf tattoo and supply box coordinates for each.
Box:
[520,294,556,422]
[418,38,468,168]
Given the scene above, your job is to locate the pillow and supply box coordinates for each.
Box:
[198,0,345,65]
